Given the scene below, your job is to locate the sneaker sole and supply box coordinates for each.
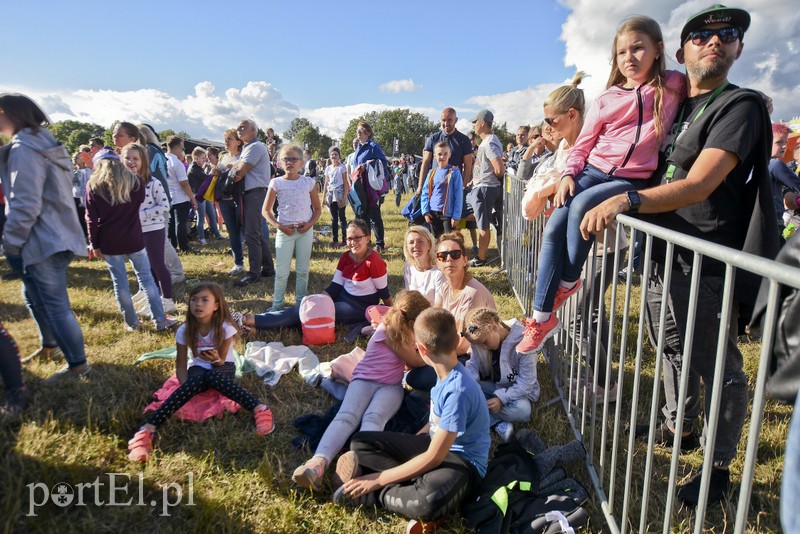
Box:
[517,320,562,355]
[292,466,321,491]
[334,451,360,487]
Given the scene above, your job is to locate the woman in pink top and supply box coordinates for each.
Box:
[518,16,685,355]
[291,290,430,492]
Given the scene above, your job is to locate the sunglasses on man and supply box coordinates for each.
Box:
[684,26,741,46]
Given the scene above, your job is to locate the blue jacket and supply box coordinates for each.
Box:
[420,165,464,220]
[354,139,389,171]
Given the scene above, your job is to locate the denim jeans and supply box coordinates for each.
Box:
[252,291,369,330]
[104,249,167,329]
[782,390,800,533]
[480,381,532,426]
[20,251,86,367]
[644,264,748,467]
[534,165,645,312]
[273,227,313,309]
[218,199,244,266]
[243,188,274,277]
[196,199,222,239]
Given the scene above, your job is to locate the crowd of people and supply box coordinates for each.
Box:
[1,4,799,531]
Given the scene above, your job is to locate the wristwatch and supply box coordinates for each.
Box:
[626,190,641,214]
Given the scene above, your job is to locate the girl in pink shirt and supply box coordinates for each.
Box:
[292,290,430,491]
[518,16,685,354]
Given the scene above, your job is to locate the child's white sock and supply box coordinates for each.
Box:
[559,280,578,290]
[532,311,551,323]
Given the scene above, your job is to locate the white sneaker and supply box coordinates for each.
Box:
[495,422,514,443]
[136,301,153,319]
[161,298,177,314]
[229,264,245,275]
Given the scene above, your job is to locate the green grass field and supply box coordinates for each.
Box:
[0,194,789,533]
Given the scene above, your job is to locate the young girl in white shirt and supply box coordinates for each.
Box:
[262,144,322,310]
[127,282,274,461]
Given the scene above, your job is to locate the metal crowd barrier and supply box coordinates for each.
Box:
[500,172,799,533]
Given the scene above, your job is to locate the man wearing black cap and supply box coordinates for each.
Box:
[581,5,778,506]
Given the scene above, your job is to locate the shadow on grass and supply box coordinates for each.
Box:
[0,432,250,532]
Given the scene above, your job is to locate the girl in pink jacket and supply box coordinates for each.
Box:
[517,16,685,354]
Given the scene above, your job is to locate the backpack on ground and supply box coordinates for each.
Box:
[299,294,336,345]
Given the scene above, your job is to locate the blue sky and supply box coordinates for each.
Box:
[2,0,798,140]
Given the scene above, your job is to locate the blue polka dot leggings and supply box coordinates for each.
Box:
[146,362,261,427]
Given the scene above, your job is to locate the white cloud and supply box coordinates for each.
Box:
[378,79,422,94]
[15,81,300,142]
[465,0,800,128]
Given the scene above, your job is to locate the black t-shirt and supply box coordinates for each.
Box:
[423,129,474,172]
[187,162,207,194]
[644,84,764,275]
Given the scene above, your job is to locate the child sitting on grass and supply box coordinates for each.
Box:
[127,282,274,461]
[332,308,490,533]
[291,290,430,491]
[463,307,540,443]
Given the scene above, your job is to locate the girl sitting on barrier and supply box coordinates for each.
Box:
[517,16,685,355]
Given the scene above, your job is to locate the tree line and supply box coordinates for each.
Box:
[38,109,518,158]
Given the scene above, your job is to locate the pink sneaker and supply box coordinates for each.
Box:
[516,315,561,354]
[553,280,581,311]
[127,428,156,462]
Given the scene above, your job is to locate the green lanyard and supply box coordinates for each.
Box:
[664,81,729,181]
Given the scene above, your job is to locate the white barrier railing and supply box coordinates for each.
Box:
[500,173,798,533]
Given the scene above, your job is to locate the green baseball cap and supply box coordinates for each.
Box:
[680,4,751,45]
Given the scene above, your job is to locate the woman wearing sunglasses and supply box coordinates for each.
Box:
[233,219,391,332]
[405,231,496,392]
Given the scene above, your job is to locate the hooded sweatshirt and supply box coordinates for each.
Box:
[563,70,685,180]
[0,128,87,266]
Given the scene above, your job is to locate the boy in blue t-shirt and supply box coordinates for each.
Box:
[333,308,490,531]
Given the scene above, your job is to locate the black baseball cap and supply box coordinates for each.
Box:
[680,4,750,45]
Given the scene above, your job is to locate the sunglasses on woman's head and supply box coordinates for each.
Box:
[684,26,741,46]
[436,250,464,261]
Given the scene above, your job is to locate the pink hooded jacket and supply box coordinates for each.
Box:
[563,70,685,180]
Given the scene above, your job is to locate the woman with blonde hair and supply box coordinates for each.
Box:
[402,225,444,305]
[217,128,246,273]
[86,149,176,332]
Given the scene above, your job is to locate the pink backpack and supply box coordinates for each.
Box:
[299,294,336,345]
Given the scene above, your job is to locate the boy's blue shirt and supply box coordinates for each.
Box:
[429,362,491,476]
[420,165,464,219]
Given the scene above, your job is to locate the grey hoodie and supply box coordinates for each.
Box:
[0,128,87,266]
[465,319,541,405]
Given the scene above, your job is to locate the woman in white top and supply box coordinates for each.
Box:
[402,225,444,305]
[322,146,350,246]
